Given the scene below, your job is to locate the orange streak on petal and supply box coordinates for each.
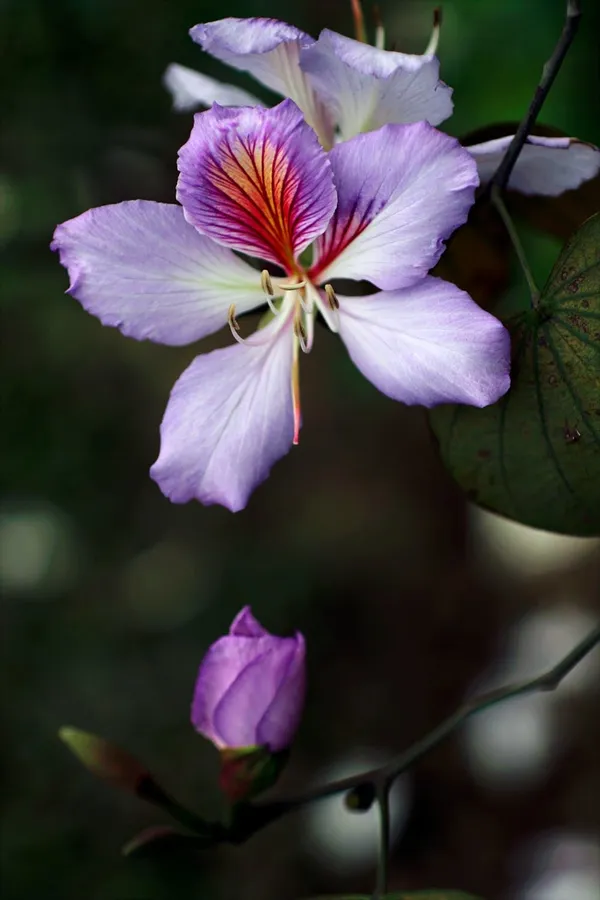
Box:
[208,134,298,267]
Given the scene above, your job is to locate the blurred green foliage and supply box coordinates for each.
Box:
[1,1,599,899]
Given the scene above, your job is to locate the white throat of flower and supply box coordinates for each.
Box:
[227,269,340,445]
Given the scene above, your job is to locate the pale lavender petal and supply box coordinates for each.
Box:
[213,639,300,749]
[300,29,453,140]
[51,201,265,345]
[177,99,336,269]
[467,134,600,195]
[256,633,305,750]
[190,18,333,145]
[163,62,262,112]
[311,122,478,291]
[337,277,510,407]
[150,310,296,511]
[230,606,269,637]
[191,635,269,746]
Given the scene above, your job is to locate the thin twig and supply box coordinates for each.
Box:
[491,0,582,192]
[249,624,600,828]
[490,185,540,307]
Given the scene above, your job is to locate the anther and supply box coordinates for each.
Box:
[293,316,309,353]
[228,304,245,344]
[324,284,339,310]
[261,270,274,296]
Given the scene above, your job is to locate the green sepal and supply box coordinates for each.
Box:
[219,745,290,803]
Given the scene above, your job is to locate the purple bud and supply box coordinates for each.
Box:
[191,607,306,752]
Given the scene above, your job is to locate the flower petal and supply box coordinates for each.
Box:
[163,62,262,112]
[190,18,333,145]
[300,29,453,141]
[213,638,301,750]
[311,122,478,290]
[150,310,296,511]
[467,134,600,196]
[255,633,305,750]
[51,201,265,346]
[191,635,268,746]
[337,277,510,407]
[177,99,336,270]
[230,606,269,637]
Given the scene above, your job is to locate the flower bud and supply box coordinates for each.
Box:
[191,607,305,753]
[58,726,149,792]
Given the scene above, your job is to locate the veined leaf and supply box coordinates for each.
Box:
[430,211,600,536]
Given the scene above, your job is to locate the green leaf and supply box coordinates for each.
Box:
[430,211,600,536]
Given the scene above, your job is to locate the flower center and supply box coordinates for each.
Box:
[226,271,341,447]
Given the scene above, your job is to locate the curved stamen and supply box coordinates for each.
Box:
[351,0,366,43]
[297,285,312,313]
[262,270,309,313]
[424,7,442,56]
[228,303,246,344]
[261,269,275,296]
[293,312,309,353]
[373,5,385,49]
[324,284,339,310]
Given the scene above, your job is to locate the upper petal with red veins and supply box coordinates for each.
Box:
[337,277,510,407]
[150,311,296,511]
[467,134,600,196]
[311,122,478,291]
[163,63,262,112]
[51,200,265,346]
[300,29,453,140]
[177,99,336,270]
[190,18,333,145]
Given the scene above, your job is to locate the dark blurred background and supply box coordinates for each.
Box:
[2,1,600,898]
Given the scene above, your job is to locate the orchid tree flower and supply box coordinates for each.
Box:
[52,100,510,512]
[164,17,600,195]
[466,133,600,196]
[164,17,453,149]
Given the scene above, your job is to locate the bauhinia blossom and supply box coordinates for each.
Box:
[164,17,600,195]
[52,100,510,511]
[164,17,453,147]
[191,606,306,752]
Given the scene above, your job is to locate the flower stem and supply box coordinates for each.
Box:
[152,626,599,847]
[491,185,540,308]
[249,624,600,829]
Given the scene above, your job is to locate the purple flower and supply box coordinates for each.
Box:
[164,17,600,194]
[467,134,600,196]
[52,99,511,510]
[164,16,452,148]
[191,607,306,752]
